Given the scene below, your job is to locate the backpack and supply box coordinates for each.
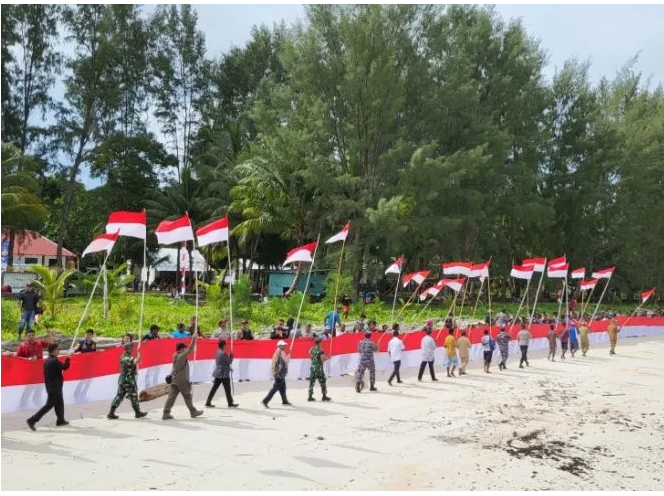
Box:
[489,338,496,352]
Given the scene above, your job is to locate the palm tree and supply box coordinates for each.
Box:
[1,142,48,267]
[79,263,135,317]
[28,265,75,318]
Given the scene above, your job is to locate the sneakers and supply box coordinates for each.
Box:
[26,419,36,431]
[190,410,204,418]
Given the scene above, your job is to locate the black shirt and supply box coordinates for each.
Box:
[43,355,70,391]
[76,339,97,353]
[240,329,254,340]
[141,333,160,342]
[19,290,39,311]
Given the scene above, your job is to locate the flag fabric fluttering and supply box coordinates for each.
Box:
[106,210,146,240]
[591,267,615,279]
[155,213,195,245]
[511,265,535,280]
[385,257,405,275]
[283,241,318,267]
[571,267,585,279]
[325,222,350,244]
[641,288,656,303]
[196,216,229,247]
[522,258,546,272]
[470,262,490,280]
[442,262,472,276]
[548,255,566,267]
[547,262,569,279]
[441,278,466,292]
[82,231,120,258]
[402,270,430,287]
[580,279,599,291]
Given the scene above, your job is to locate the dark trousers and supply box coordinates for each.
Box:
[29,388,65,424]
[263,377,287,405]
[519,345,529,366]
[388,360,402,383]
[206,378,234,406]
[418,361,436,380]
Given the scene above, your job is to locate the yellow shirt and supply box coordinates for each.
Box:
[444,335,457,357]
[607,323,618,340]
[457,336,471,358]
[578,325,589,340]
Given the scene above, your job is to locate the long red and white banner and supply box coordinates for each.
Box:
[2,317,663,413]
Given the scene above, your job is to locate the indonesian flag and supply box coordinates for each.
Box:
[641,288,655,303]
[511,265,535,280]
[82,231,119,258]
[106,210,146,240]
[196,216,229,247]
[580,279,598,291]
[325,222,350,244]
[571,267,585,279]
[547,262,569,279]
[591,267,615,279]
[522,258,546,272]
[180,243,187,295]
[441,278,466,292]
[385,257,405,275]
[470,262,490,280]
[283,241,318,267]
[442,262,472,276]
[155,214,194,245]
[419,281,444,301]
[548,256,566,268]
[402,270,430,287]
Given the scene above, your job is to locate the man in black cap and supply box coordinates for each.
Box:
[162,335,203,420]
[26,343,72,430]
[355,330,378,392]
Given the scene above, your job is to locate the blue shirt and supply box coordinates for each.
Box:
[325,311,340,330]
[569,326,578,341]
[171,330,190,338]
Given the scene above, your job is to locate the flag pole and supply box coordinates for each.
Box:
[291,234,321,350]
[528,259,547,324]
[389,255,403,325]
[554,278,565,325]
[470,278,484,321]
[509,277,531,335]
[589,274,613,326]
[227,239,234,353]
[328,232,347,377]
[487,271,492,327]
[412,291,436,324]
[457,277,471,320]
[581,285,595,319]
[436,297,458,341]
[620,293,652,329]
[395,280,425,321]
[137,230,147,343]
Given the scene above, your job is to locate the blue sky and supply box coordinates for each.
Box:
[71,4,664,188]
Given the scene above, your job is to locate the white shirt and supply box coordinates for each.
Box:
[388,337,405,362]
[420,335,436,362]
[480,335,491,351]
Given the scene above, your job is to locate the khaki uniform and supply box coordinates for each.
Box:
[457,336,472,372]
[578,325,590,356]
[163,339,198,417]
[607,322,619,354]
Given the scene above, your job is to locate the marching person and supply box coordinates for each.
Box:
[496,325,511,370]
[107,343,147,419]
[308,336,331,401]
[26,343,72,430]
[569,322,579,357]
[444,327,458,377]
[559,325,569,360]
[517,322,532,368]
[355,330,378,393]
[162,335,203,420]
[480,329,493,373]
[578,320,590,356]
[457,329,472,375]
[387,326,405,386]
[547,324,558,361]
[205,339,238,408]
[262,340,291,408]
[607,318,619,355]
[418,326,438,381]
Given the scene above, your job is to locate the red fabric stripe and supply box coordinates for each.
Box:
[107,210,146,225]
[196,217,228,235]
[155,213,191,232]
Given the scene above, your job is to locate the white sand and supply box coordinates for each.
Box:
[2,336,664,491]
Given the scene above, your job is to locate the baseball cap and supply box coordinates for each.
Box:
[277,340,287,347]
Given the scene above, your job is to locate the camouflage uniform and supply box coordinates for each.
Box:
[308,343,328,399]
[355,336,378,392]
[110,352,141,414]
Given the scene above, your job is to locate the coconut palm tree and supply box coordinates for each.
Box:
[28,265,75,318]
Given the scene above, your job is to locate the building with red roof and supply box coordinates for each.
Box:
[1,230,77,269]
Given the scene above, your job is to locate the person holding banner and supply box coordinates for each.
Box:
[496,326,511,370]
[162,336,203,420]
[387,326,405,386]
[308,336,331,402]
[107,343,147,420]
[547,324,558,361]
[418,327,438,381]
[607,319,619,355]
[444,328,458,378]
[355,331,378,393]
[517,322,532,368]
[205,339,238,408]
[26,343,72,431]
[457,329,472,375]
[262,340,291,408]
[578,321,590,356]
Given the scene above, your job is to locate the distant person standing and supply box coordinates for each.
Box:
[17,283,40,340]
[26,343,73,430]
[387,326,405,386]
[456,329,472,375]
[578,321,590,356]
[496,326,511,370]
[516,322,532,369]
[418,327,438,381]
[547,324,558,361]
[341,295,352,319]
[444,328,458,377]
[607,318,619,355]
[262,340,291,408]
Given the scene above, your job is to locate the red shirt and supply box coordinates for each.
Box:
[16,340,49,359]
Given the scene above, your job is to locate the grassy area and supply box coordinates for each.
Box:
[0,291,639,341]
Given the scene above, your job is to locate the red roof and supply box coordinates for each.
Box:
[1,230,76,258]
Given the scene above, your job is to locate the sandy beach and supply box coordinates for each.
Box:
[2,335,664,491]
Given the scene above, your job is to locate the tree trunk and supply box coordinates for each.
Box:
[284,263,302,298]
[7,229,16,268]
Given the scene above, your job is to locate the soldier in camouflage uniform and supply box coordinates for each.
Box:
[107,343,147,419]
[355,330,379,393]
[308,336,331,401]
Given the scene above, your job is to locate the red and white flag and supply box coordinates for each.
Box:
[441,278,466,292]
[571,267,585,279]
[402,270,430,287]
[591,267,615,279]
[641,288,655,303]
[470,262,490,280]
[82,231,119,258]
[283,241,318,267]
[385,257,405,275]
[522,257,546,272]
[548,255,566,268]
[325,222,350,244]
[547,262,569,279]
[155,214,194,245]
[419,281,444,301]
[196,216,229,247]
[511,265,535,280]
[442,262,472,276]
[580,279,598,291]
[106,210,146,240]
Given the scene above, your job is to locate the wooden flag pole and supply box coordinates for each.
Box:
[328,234,347,377]
[589,274,613,326]
[436,297,458,341]
[291,234,321,350]
[470,278,485,321]
[554,278,565,325]
[581,285,596,319]
[389,255,404,325]
[620,294,652,330]
[457,278,471,320]
[528,259,547,324]
[509,277,531,335]
[395,280,425,321]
